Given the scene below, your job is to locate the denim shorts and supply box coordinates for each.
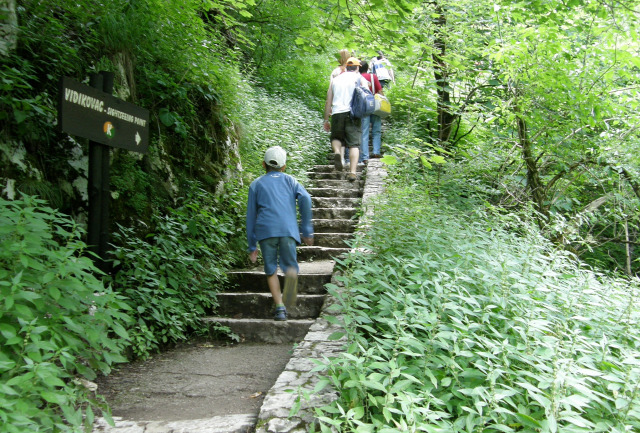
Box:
[258,237,299,276]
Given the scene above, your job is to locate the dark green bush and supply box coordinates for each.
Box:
[0,195,132,432]
[109,182,244,357]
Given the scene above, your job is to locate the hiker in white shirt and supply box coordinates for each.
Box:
[323,57,369,182]
[371,50,395,88]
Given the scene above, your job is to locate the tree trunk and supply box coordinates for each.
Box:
[432,3,457,146]
[0,0,17,56]
[514,101,548,224]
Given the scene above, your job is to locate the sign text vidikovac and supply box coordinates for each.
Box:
[59,77,150,153]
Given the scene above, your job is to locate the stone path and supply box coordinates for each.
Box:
[93,159,386,433]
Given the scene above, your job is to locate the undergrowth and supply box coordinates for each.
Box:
[315,186,640,432]
[0,195,132,432]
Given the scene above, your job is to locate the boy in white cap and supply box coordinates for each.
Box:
[246,146,314,321]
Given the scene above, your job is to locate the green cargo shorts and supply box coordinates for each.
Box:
[330,112,361,148]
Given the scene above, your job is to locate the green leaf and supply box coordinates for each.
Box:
[360,380,387,392]
[14,110,28,123]
[0,323,17,339]
[48,286,61,300]
[516,413,541,428]
[328,331,345,341]
[419,155,432,169]
[158,108,174,126]
[380,155,398,165]
[41,391,66,404]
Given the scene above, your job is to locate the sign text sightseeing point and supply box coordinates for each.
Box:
[59,77,150,153]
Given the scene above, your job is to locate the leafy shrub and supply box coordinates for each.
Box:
[0,195,132,433]
[317,187,640,432]
[109,182,242,358]
[237,87,328,182]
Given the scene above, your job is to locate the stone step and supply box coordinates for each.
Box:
[311,164,365,173]
[227,261,334,295]
[313,207,358,219]
[297,245,351,261]
[202,317,314,343]
[312,196,360,208]
[216,293,325,319]
[312,232,353,248]
[308,171,365,181]
[307,187,362,198]
[227,274,329,295]
[312,218,357,233]
[312,179,365,189]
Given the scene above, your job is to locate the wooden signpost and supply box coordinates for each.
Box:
[58,71,150,270]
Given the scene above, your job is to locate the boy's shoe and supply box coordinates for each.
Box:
[282,269,298,308]
[347,173,357,182]
[334,153,344,171]
[274,306,287,321]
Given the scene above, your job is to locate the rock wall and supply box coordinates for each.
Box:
[0,0,17,57]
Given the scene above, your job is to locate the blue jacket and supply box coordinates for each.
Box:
[246,171,313,252]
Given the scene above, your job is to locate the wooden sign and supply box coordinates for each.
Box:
[59,77,149,153]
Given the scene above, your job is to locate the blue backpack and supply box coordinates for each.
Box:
[350,78,375,119]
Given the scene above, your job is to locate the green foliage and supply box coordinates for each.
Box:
[237,86,329,182]
[2,0,251,227]
[109,151,156,222]
[316,186,640,432]
[0,195,132,432]
[109,182,242,358]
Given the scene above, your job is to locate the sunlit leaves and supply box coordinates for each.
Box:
[0,195,133,432]
[316,186,640,432]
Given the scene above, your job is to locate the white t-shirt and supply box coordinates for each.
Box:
[330,71,369,115]
[330,66,343,80]
[372,58,392,81]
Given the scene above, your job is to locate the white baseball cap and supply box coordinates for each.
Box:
[264,146,287,168]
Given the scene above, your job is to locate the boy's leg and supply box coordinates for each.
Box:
[282,268,298,308]
[279,237,299,308]
[267,273,283,305]
[259,238,284,305]
[260,237,288,321]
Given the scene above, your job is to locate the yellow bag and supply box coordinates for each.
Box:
[374,93,391,118]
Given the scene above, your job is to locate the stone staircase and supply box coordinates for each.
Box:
[90,160,385,433]
[203,162,365,343]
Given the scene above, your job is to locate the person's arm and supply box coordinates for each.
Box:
[296,186,314,245]
[323,82,333,132]
[246,185,258,255]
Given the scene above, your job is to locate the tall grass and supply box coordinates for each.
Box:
[317,186,640,432]
[237,86,329,182]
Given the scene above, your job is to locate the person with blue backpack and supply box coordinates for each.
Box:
[358,60,384,162]
[323,57,370,182]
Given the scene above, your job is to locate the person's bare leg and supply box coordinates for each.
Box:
[349,147,359,174]
[266,273,282,305]
[331,139,343,155]
[331,139,345,170]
